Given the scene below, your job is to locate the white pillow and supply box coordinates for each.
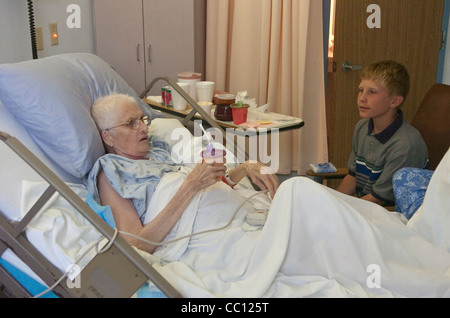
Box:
[0,101,83,221]
[0,53,161,179]
[148,118,239,170]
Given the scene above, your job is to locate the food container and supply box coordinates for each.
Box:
[197,102,213,116]
[231,103,250,125]
[214,94,235,121]
[177,72,201,101]
[201,148,226,164]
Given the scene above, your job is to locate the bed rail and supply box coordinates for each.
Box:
[0,131,181,298]
[141,76,251,161]
[140,76,226,134]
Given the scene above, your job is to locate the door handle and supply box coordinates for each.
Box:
[136,44,140,62]
[342,61,363,72]
[148,45,151,63]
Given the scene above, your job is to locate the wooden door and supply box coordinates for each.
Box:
[93,0,146,94]
[327,0,445,172]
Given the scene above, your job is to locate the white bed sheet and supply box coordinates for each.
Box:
[19,146,448,298]
[0,115,241,296]
[0,99,86,291]
[3,92,450,297]
[137,154,450,298]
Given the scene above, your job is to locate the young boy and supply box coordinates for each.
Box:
[337,60,428,206]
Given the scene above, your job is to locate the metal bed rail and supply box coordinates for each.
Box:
[140,76,226,134]
[140,76,251,161]
[0,131,181,298]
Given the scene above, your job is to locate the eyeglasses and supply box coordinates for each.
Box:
[105,116,150,131]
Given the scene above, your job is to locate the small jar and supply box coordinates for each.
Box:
[214,94,235,121]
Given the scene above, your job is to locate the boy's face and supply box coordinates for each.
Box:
[357,79,403,121]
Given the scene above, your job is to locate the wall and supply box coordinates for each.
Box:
[0,0,33,63]
[1,0,450,83]
[0,0,94,64]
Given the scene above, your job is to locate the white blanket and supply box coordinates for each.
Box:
[139,156,450,298]
[19,150,450,298]
[18,181,103,283]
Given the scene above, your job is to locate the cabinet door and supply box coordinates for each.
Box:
[143,0,202,95]
[93,0,146,94]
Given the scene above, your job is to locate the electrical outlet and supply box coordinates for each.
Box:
[49,22,59,46]
[35,26,44,50]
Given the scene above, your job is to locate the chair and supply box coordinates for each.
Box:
[411,84,450,171]
[307,83,450,183]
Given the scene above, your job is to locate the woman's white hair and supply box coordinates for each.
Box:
[91,93,137,131]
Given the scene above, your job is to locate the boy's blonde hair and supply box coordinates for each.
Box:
[362,60,410,106]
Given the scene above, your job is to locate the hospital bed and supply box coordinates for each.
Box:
[2,53,450,298]
[0,53,254,298]
[0,53,193,298]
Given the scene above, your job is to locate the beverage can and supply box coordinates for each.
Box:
[161,87,166,106]
[165,86,173,107]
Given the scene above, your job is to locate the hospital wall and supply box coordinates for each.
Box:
[0,0,94,63]
[1,0,449,83]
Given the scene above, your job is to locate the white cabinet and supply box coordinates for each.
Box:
[93,0,205,96]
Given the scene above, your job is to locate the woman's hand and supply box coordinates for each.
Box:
[244,161,279,198]
[186,161,227,191]
[228,161,279,198]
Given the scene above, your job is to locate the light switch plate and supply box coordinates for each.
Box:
[49,22,59,46]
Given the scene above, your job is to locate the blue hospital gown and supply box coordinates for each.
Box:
[85,137,182,223]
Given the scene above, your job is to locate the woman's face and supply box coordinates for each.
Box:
[102,100,149,159]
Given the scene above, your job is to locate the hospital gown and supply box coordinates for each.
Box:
[86,137,181,223]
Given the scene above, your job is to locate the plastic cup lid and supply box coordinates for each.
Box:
[177,72,201,79]
[216,94,235,100]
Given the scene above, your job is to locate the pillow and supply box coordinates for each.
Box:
[0,53,162,178]
[148,118,240,170]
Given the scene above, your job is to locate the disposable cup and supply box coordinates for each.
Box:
[201,148,226,165]
[231,104,249,125]
[178,72,201,101]
[195,81,215,102]
[171,82,190,111]
[197,102,213,116]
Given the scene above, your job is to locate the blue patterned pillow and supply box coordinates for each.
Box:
[393,168,433,219]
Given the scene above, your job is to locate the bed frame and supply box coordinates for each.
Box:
[0,131,181,298]
[140,76,224,131]
[0,74,268,298]
[0,76,224,298]
[0,76,235,298]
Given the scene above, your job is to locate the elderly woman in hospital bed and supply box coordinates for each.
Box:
[87,93,279,254]
[85,93,450,298]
